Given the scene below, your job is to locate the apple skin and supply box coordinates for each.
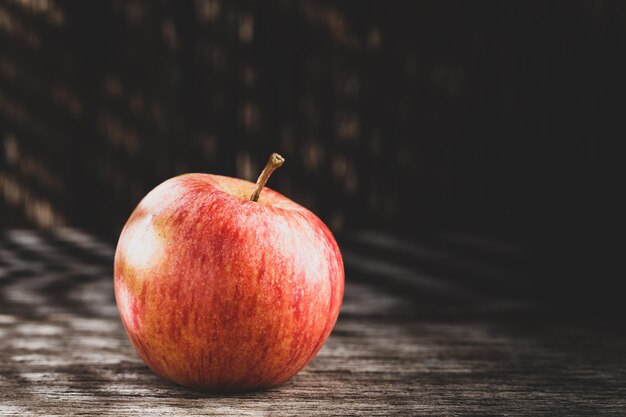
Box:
[114,173,344,392]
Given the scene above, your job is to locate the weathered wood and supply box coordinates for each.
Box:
[0,229,625,416]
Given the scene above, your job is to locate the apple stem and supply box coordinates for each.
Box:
[250,153,285,202]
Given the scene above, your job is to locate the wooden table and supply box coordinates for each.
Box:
[1,229,624,416]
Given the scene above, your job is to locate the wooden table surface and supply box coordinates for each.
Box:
[0,229,624,416]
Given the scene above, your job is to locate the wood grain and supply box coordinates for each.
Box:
[0,229,625,416]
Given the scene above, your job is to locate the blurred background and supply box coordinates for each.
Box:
[1,0,625,277]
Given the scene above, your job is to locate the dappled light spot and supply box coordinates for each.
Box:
[0,5,41,47]
[0,314,17,324]
[238,14,253,43]
[198,133,218,159]
[236,151,256,181]
[103,76,123,98]
[331,155,347,178]
[196,0,220,22]
[366,28,381,49]
[329,211,344,230]
[0,171,66,228]
[98,111,141,156]
[0,53,17,80]
[16,323,63,336]
[161,19,178,50]
[50,84,82,116]
[7,0,64,25]
[120,1,145,28]
[241,101,260,132]
[302,142,325,171]
[4,134,64,193]
[336,115,360,141]
[4,133,19,164]
[430,63,467,97]
[240,66,256,86]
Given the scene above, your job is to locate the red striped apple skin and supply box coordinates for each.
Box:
[114,174,344,392]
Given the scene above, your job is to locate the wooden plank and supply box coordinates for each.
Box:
[0,230,625,416]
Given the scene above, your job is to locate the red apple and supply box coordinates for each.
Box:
[114,154,344,392]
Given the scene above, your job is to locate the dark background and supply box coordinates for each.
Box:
[1,0,625,267]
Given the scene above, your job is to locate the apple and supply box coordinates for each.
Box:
[114,153,344,392]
